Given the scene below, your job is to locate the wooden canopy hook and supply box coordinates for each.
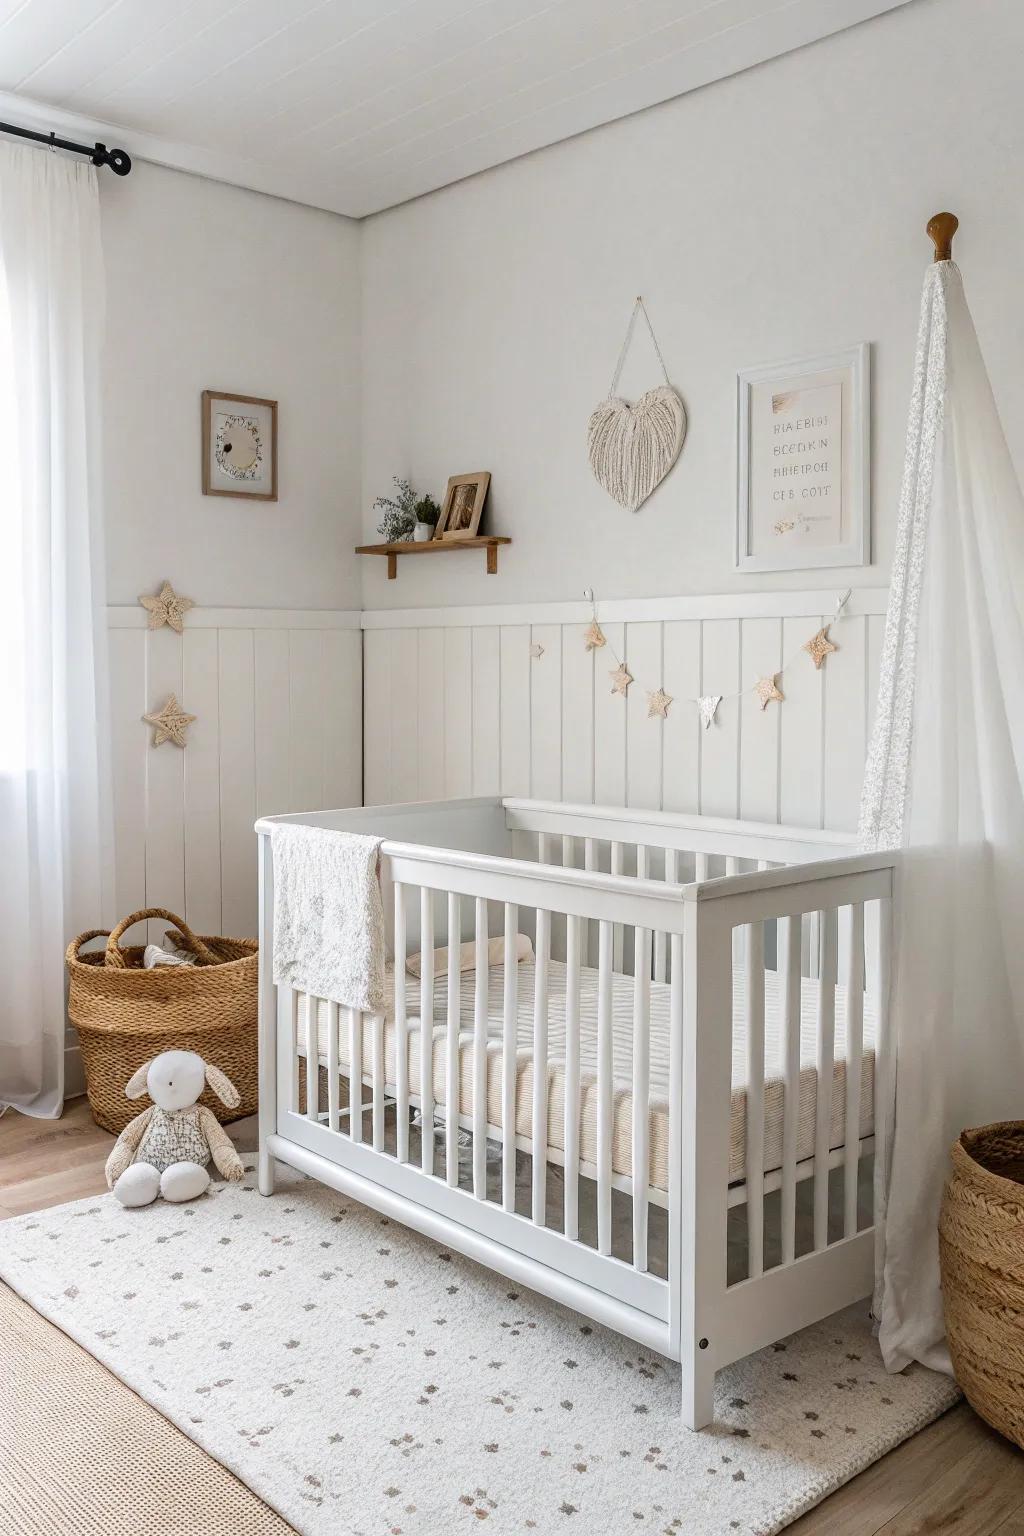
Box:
[927,211,958,262]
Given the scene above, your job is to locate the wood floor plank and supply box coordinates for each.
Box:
[875,1432,1024,1535]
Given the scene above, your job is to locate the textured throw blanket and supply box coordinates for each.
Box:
[270,824,385,1013]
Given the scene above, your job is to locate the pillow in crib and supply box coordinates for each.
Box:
[405,933,533,979]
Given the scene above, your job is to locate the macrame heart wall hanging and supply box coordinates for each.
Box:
[587,296,686,512]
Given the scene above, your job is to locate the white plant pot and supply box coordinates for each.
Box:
[413,523,433,542]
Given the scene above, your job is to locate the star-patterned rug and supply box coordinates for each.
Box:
[0,1164,959,1535]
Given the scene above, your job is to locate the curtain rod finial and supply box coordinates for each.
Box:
[927,211,958,262]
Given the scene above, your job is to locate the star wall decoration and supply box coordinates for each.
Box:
[609,663,633,697]
[698,694,722,730]
[139,581,194,634]
[803,625,838,670]
[529,642,545,659]
[647,687,672,719]
[143,694,196,748]
[584,621,606,651]
[754,675,784,711]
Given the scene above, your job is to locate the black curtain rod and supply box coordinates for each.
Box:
[0,119,131,175]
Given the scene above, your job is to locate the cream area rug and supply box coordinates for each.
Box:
[0,1165,958,1536]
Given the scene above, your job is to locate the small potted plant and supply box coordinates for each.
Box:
[412,494,441,542]
[373,477,417,542]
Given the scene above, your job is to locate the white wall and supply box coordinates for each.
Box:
[100,162,362,609]
[359,0,1024,612]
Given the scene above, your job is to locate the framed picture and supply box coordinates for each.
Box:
[436,472,491,540]
[736,344,869,572]
[202,390,278,501]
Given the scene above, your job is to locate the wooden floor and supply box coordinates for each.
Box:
[2,1101,1022,1534]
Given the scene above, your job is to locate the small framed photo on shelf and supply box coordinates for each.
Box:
[436,472,491,540]
[202,390,278,501]
[736,343,869,572]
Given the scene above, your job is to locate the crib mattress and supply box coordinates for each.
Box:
[297,959,876,1193]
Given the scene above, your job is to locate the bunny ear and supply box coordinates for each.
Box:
[125,1060,153,1099]
[205,1061,241,1109]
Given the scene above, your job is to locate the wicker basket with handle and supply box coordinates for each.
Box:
[939,1121,1024,1448]
[66,908,258,1134]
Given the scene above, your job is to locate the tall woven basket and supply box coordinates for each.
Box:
[939,1121,1024,1448]
[66,908,258,1135]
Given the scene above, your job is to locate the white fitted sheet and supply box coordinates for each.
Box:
[296,957,876,1192]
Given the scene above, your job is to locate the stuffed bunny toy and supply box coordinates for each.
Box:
[105,1049,245,1207]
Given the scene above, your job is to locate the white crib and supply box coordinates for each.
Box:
[255,796,894,1429]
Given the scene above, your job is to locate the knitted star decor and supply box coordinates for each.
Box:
[803,626,838,670]
[584,621,606,651]
[754,675,784,711]
[698,694,722,730]
[529,642,545,659]
[609,663,633,696]
[143,694,196,747]
[647,687,672,719]
[139,581,194,634]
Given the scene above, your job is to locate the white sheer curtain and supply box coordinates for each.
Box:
[0,143,112,1118]
[861,259,1024,1372]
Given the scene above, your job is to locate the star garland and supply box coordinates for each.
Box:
[139,580,194,634]
[552,587,852,723]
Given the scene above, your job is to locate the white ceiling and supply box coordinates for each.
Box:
[0,0,913,218]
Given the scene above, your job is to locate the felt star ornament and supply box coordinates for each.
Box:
[754,675,784,711]
[698,694,722,730]
[143,694,196,747]
[529,643,545,659]
[647,687,672,719]
[609,663,633,697]
[584,621,606,651]
[139,581,194,634]
[803,625,838,670]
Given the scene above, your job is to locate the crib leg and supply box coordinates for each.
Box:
[681,1349,715,1430]
[258,1147,275,1197]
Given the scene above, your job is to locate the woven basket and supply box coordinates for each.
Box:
[939,1121,1024,1448]
[66,908,258,1135]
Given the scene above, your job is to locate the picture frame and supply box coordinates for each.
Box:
[436,472,491,540]
[202,390,278,501]
[736,343,869,572]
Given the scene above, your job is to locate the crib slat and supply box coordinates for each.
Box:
[419,889,435,1174]
[327,1000,340,1134]
[780,914,802,1265]
[661,850,678,981]
[531,908,551,1226]
[844,903,865,1238]
[667,934,683,1355]
[611,843,624,970]
[394,884,409,1163]
[348,1006,362,1143]
[473,896,489,1199]
[632,927,652,1272]
[583,837,596,966]
[597,918,614,1256]
[872,896,893,1249]
[446,892,461,1188]
[372,1014,385,1151]
[813,908,838,1249]
[636,844,649,879]
[563,912,582,1242]
[537,832,550,865]
[561,834,573,869]
[287,988,299,1113]
[502,902,519,1213]
[696,852,709,883]
[305,992,319,1122]
[745,921,766,1279]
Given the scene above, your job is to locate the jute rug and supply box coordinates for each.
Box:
[0,1164,959,1535]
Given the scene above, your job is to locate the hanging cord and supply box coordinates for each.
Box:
[608,296,672,397]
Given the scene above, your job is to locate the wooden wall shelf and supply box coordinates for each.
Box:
[355,535,511,580]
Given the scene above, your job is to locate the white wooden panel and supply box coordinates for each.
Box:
[144,627,185,928]
[322,628,362,809]
[108,628,147,920]
[740,618,782,823]
[254,629,291,819]
[389,630,420,803]
[289,630,324,812]
[471,627,501,795]
[823,614,867,833]
[561,623,594,805]
[362,630,392,805]
[182,628,222,934]
[416,628,446,800]
[593,621,626,807]
[699,620,741,819]
[499,625,531,796]
[530,624,562,802]
[625,622,663,811]
[218,629,257,936]
[443,627,473,798]
[661,621,700,814]
[779,615,824,828]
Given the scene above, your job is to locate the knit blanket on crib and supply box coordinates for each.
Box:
[270,823,385,1013]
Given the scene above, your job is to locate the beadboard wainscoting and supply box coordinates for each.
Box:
[362,590,888,832]
[107,607,363,940]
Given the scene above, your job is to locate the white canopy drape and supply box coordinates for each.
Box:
[861,255,1024,1372]
[0,143,112,1118]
